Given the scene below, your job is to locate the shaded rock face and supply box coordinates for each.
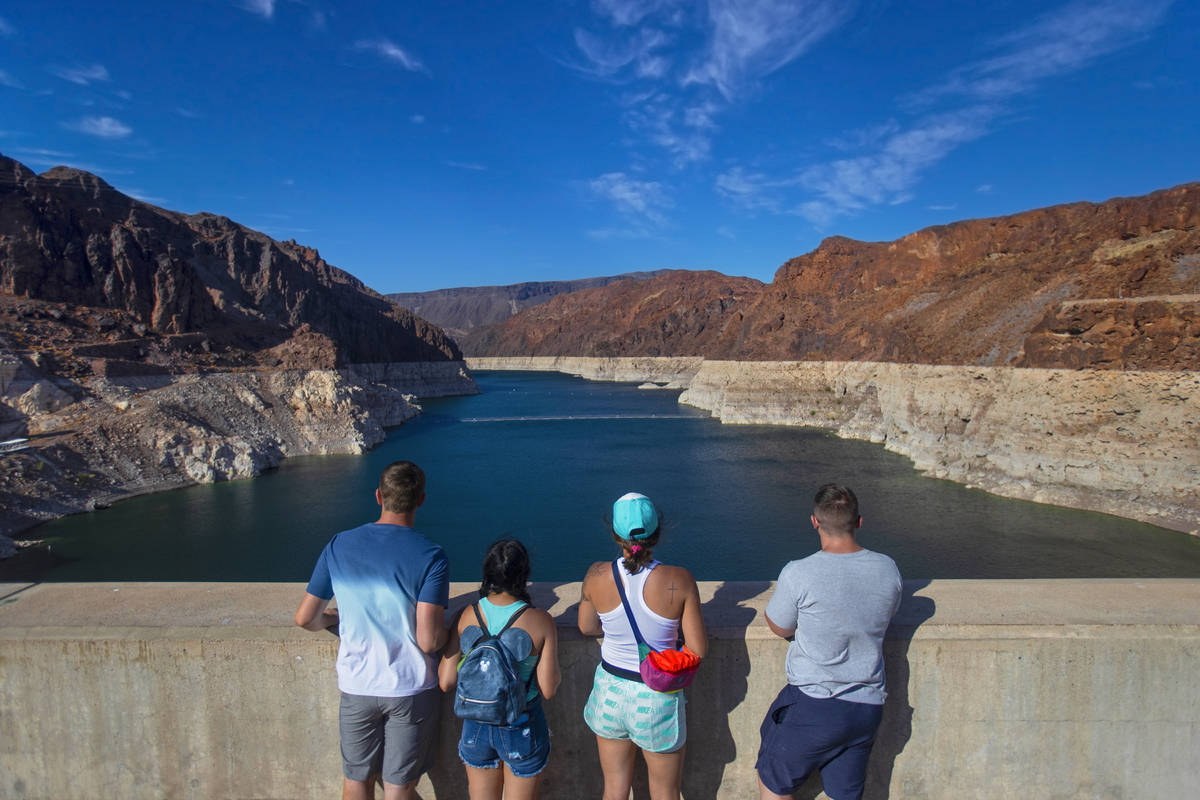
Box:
[387,270,669,342]
[469,184,1200,369]
[0,154,460,369]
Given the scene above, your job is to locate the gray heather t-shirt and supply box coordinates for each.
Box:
[765,549,902,705]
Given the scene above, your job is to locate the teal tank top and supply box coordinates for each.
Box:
[478,596,540,702]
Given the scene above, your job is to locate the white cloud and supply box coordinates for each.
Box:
[240,0,275,19]
[0,70,23,89]
[569,1,849,169]
[796,108,991,224]
[591,0,684,28]
[683,0,854,101]
[12,147,74,158]
[66,116,133,139]
[176,107,201,119]
[927,203,957,211]
[715,166,799,213]
[588,171,673,225]
[716,225,736,240]
[282,178,295,186]
[52,64,110,85]
[446,161,487,171]
[355,39,429,74]
[976,184,994,194]
[760,0,1172,228]
[120,187,167,204]
[908,0,1172,108]
[409,114,426,124]
[0,15,13,36]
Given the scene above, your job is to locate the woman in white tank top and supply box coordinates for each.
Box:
[578,493,708,800]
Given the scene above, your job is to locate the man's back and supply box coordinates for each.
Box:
[307,521,449,697]
[766,549,902,704]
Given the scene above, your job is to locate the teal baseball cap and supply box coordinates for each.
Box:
[612,492,659,540]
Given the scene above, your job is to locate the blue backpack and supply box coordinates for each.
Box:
[453,602,535,726]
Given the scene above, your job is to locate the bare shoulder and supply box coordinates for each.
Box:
[525,606,556,633]
[656,563,698,588]
[584,560,610,584]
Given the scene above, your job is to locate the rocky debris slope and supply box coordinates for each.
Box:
[469,184,1200,370]
[388,270,669,342]
[467,357,1199,534]
[0,361,477,537]
[0,153,460,369]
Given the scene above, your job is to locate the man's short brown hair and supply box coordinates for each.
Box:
[378,461,425,513]
[813,483,859,535]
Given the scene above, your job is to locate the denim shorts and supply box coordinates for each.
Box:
[458,699,551,778]
[756,684,883,800]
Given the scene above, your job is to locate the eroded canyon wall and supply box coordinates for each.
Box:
[467,357,1199,533]
[0,362,477,539]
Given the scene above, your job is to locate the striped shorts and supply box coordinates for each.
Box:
[582,664,687,753]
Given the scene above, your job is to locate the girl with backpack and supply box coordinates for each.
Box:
[577,492,708,800]
[439,538,561,799]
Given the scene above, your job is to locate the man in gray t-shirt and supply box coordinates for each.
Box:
[756,484,902,800]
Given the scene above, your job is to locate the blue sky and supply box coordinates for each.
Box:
[2,1,1198,293]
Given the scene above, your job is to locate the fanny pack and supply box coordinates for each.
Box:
[606,559,701,693]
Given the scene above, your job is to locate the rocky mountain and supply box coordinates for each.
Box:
[0,153,478,545]
[1,153,460,373]
[468,183,1200,370]
[462,270,764,356]
[387,270,669,341]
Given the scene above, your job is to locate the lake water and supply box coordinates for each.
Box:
[25,370,1200,582]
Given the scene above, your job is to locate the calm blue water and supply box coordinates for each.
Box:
[27,370,1200,581]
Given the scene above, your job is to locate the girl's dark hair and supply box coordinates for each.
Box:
[612,528,661,574]
[480,538,532,603]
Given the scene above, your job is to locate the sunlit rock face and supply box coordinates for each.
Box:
[467,184,1200,371]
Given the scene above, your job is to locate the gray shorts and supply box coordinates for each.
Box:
[339,687,441,786]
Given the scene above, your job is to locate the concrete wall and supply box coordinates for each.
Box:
[1,580,1197,799]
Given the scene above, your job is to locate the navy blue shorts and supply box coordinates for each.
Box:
[458,700,551,778]
[756,685,883,800]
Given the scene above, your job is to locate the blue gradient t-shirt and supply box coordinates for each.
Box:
[307,523,449,697]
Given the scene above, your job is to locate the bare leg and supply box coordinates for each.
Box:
[382,779,419,800]
[595,735,638,800]
[343,777,373,800]
[465,765,505,800]
[642,746,684,800]
[758,773,793,799]
[500,763,542,800]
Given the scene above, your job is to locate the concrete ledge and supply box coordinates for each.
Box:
[2,580,1198,798]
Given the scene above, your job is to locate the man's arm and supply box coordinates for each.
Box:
[415,601,447,654]
[295,593,339,632]
[764,611,795,641]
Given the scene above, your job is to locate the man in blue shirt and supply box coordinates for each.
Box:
[295,461,449,800]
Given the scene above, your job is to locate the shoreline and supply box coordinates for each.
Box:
[0,361,479,546]
[467,356,1200,535]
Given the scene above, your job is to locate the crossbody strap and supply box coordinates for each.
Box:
[611,559,647,648]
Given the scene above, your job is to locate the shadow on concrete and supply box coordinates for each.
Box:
[865,579,935,800]
[683,580,768,799]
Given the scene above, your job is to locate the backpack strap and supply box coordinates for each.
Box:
[473,600,531,638]
[612,559,648,648]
